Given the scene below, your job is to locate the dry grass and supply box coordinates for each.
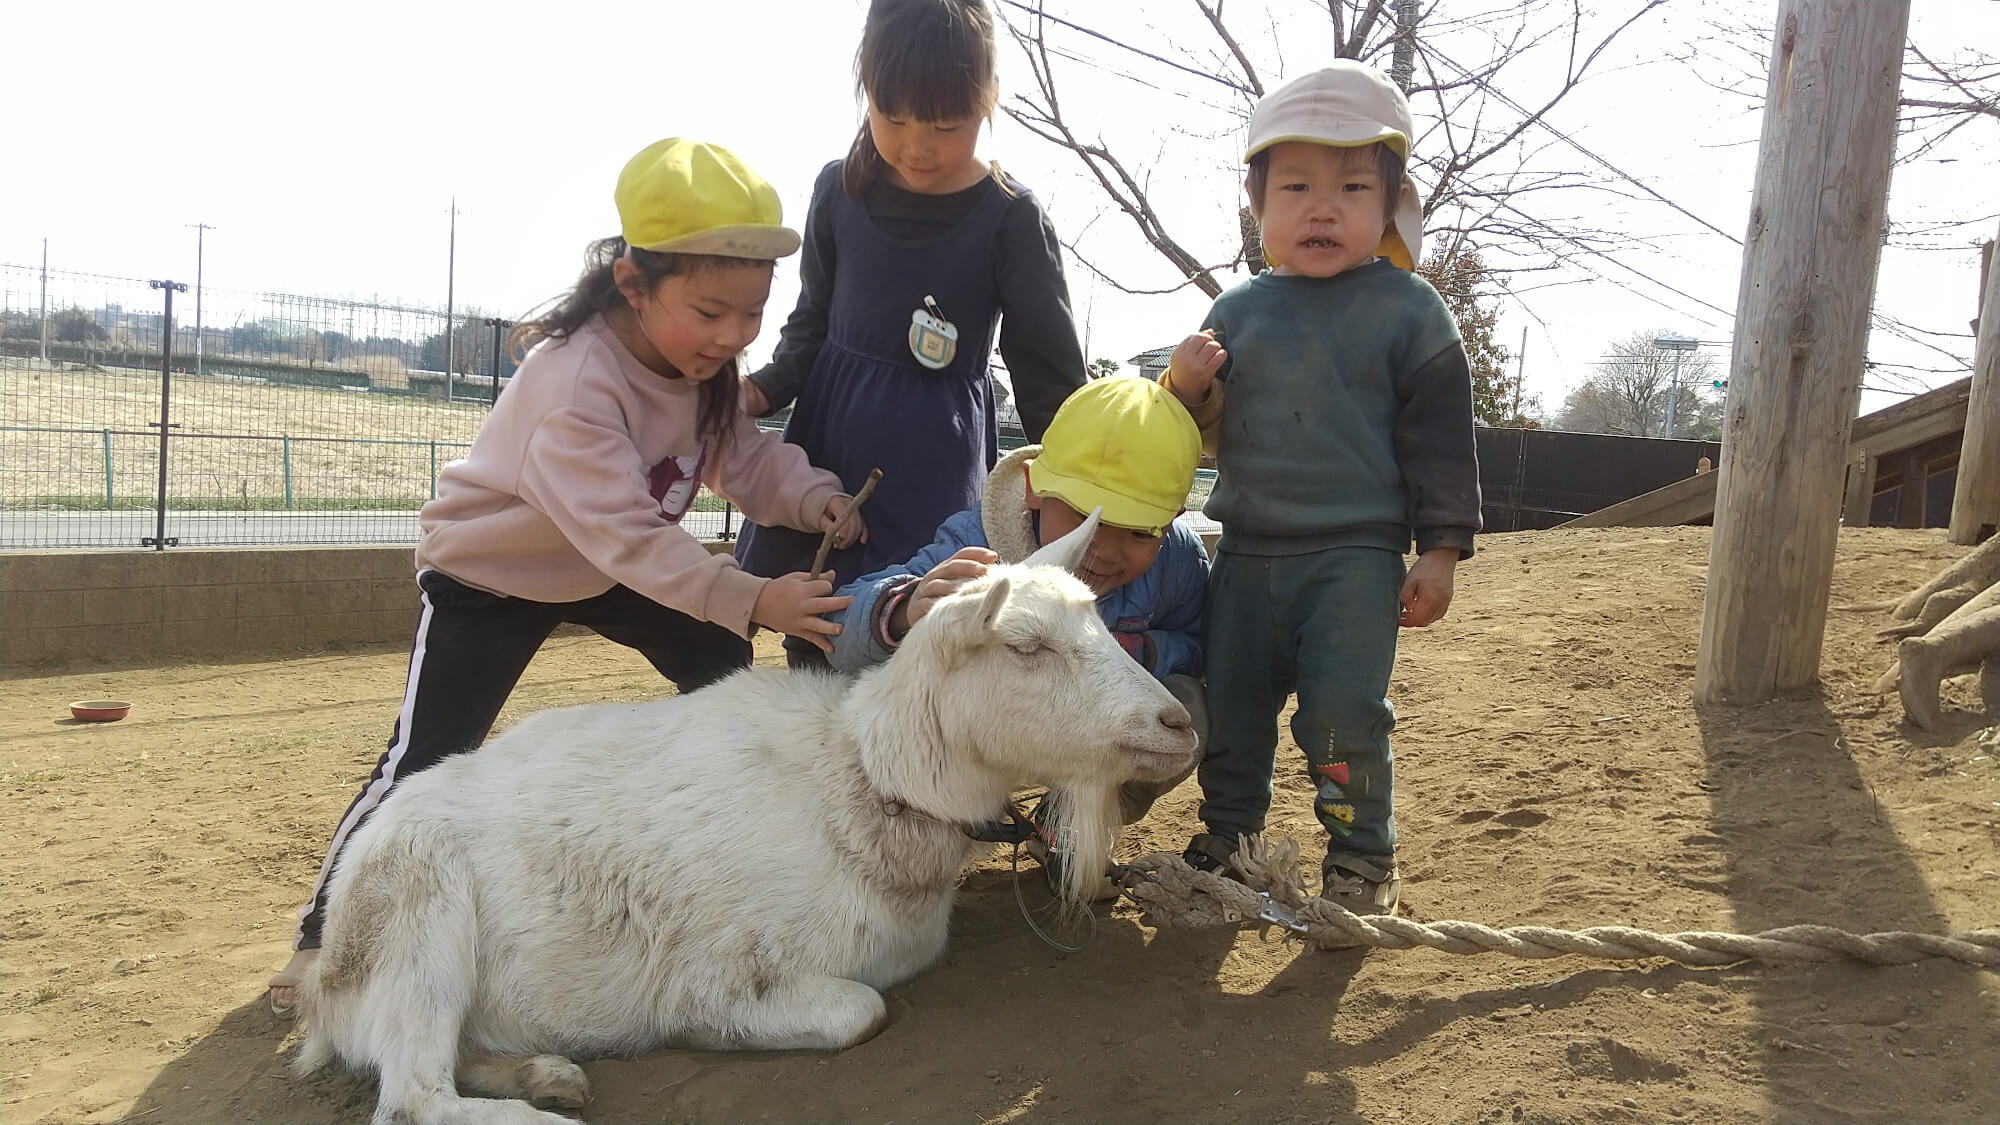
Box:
[1,359,1203,516]
[1,360,488,508]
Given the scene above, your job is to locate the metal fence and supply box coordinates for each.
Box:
[0,265,771,549]
[1,265,1217,552]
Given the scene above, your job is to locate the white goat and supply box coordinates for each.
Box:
[291,514,1196,1125]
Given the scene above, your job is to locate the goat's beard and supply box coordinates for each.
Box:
[1037,784,1121,909]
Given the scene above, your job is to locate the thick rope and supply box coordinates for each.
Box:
[1122,835,2000,969]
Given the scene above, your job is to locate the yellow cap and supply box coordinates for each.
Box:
[1030,377,1201,537]
[614,138,801,259]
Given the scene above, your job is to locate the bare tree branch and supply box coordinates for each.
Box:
[994,0,1258,97]
[1195,0,1265,97]
[1341,0,1391,58]
[1061,234,1231,296]
[1001,4,1231,296]
[1006,0,1693,303]
[1900,97,2000,121]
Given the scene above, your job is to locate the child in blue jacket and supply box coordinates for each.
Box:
[827,375,1208,831]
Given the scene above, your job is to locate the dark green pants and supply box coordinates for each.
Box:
[1198,546,1404,858]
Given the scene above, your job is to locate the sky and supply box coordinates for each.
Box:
[3,0,1995,420]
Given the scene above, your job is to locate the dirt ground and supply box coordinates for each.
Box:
[4,525,1996,1125]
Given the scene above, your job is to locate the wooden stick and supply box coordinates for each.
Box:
[809,468,882,582]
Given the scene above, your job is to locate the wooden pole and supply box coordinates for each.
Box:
[1947,229,2000,544]
[1695,0,1910,705]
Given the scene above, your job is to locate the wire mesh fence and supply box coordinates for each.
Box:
[3,264,1216,552]
[0,265,760,548]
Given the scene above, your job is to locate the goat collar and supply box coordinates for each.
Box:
[879,794,1038,844]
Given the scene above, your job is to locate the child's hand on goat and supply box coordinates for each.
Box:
[821,496,869,549]
[891,547,999,640]
[754,574,853,652]
[1399,549,1458,628]
[1165,329,1227,403]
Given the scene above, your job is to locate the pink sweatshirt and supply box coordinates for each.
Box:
[414,317,842,637]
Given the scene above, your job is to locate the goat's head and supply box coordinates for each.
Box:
[899,511,1197,901]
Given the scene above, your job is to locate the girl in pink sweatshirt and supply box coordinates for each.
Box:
[267,138,864,1015]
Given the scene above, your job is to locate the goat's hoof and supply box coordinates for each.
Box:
[522,1055,590,1111]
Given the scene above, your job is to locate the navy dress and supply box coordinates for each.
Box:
[736,174,1012,594]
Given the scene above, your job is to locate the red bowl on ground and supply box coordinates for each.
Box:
[69,700,131,722]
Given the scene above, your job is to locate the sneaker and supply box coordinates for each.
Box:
[1320,852,1401,916]
[1181,832,1248,883]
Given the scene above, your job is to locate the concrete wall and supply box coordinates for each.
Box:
[1,547,420,670]
[2,535,1223,672]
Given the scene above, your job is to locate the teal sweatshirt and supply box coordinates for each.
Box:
[1189,260,1482,558]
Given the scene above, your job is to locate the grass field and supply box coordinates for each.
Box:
[1,359,490,511]
[1,358,1207,530]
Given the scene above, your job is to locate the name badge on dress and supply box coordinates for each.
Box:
[908,295,959,371]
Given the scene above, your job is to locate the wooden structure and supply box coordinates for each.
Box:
[1948,230,1999,544]
[1694,0,1911,705]
[1559,377,1970,530]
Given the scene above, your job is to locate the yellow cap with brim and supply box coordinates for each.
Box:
[615,138,802,260]
[1030,377,1201,538]
[1244,63,1424,270]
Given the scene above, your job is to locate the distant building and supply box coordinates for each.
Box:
[1128,346,1174,380]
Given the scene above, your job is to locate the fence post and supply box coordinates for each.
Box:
[102,428,113,509]
[485,317,509,405]
[146,279,187,549]
[723,501,735,542]
[283,435,294,509]
[429,441,439,499]
[1508,429,1529,532]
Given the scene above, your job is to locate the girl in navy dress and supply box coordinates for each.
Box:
[735,0,1088,669]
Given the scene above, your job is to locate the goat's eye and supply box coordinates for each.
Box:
[1008,640,1047,658]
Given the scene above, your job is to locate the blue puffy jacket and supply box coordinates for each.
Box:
[825,447,1208,681]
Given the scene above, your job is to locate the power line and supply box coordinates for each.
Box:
[1419,40,1745,245]
[1426,41,1978,380]
[1033,39,1241,113]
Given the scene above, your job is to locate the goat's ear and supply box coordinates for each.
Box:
[1023,506,1100,576]
[976,575,1012,634]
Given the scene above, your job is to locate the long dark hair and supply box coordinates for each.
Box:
[843,0,1001,197]
[512,236,752,454]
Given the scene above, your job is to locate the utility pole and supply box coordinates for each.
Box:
[38,238,49,364]
[188,223,214,377]
[1391,0,1420,93]
[445,197,460,400]
[1655,334,1699,438]
[1665,352,1681,437]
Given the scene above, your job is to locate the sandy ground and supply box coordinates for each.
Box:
[3,525,1996,1125]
